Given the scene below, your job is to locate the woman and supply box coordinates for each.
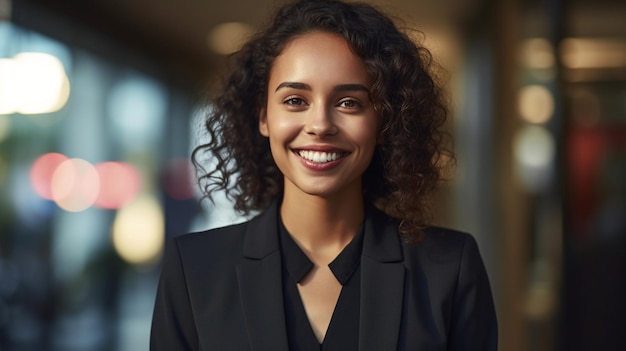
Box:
[150,0,497,350]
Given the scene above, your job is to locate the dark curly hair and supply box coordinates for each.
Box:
[192,0,452,238]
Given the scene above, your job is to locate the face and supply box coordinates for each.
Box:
[259,32,380,200]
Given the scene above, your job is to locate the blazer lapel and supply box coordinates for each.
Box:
[359,207,406,351]
[236,202,290,351]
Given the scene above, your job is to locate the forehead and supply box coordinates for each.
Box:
[269,32,371,87]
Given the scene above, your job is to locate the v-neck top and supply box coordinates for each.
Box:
[279,217,364,351]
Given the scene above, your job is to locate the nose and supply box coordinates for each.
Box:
[303,105,337,137]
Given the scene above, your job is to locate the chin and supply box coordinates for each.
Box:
[296,180,361,200]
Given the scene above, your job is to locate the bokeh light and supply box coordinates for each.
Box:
[513,125,556,192]
[518,85,554,124]
[112,195,165,265]
[521,38,555,69]
[0,52,70,115]
[107,73,167,149]
[561,38,626,69]
[30,154,146,211]
[51,158,100,212]
[514,125,555,168]
[30,152,69,200]
[94,162,142,209]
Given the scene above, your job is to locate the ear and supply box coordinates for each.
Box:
[258,107,269,137]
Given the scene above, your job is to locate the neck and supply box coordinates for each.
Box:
[280,187,364,255]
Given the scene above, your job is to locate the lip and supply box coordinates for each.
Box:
[294,145,347,152]
[291,145,350,171]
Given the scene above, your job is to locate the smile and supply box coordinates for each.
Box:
[296,150,347,163]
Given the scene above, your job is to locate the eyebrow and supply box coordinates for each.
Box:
[274,82,370,93]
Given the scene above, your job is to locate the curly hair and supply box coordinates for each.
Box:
[192,0,452,238]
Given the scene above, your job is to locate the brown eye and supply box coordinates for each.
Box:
[337,99,362,109]
[283,97,306,106]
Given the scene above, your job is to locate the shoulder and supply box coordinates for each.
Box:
[166,202,280,265]
[415,230,497,348]
[166,220,250,267]
[366,205,481,265]
[414,226,479,257]
[400,226,487,278]
[175,220,249,249]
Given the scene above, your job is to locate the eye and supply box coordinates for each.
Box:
[337,99,362,109]
[283,97,307,106]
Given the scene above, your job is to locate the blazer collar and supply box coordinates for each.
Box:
[237,200,406,351]
[359,205,406,351]
[242,200,281,259]
[236,200,289,351]
[361,204,404,262]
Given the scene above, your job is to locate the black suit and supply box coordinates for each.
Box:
[150,201,497,350]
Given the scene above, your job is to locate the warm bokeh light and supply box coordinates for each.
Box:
[95,162,142,209]
[112,195,165,265]
[207,22,254,55]
[162,158,195,200]
[0,52,71,115]
[51,158,100,212]
[521,38,555,69]
[518,85,554,124]
[31,155,145,211]
[30,152,69,200]
[560,38,626,69]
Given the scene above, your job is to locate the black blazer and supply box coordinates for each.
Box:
[150,201,497,350]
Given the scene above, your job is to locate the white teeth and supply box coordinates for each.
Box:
[298,150,341,163]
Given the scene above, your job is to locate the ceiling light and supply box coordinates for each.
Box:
[560,38,626,69]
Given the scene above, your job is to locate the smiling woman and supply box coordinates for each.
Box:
[151,0,497,350]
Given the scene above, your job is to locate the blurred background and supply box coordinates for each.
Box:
[0,0,624,350]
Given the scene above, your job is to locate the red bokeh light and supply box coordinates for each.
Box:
[30,152,68,200]
[94,162,142,209]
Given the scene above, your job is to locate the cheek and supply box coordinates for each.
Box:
[266,111,301,139]
[355,120,381,149]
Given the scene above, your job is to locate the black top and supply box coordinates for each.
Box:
[279,218,364,351]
